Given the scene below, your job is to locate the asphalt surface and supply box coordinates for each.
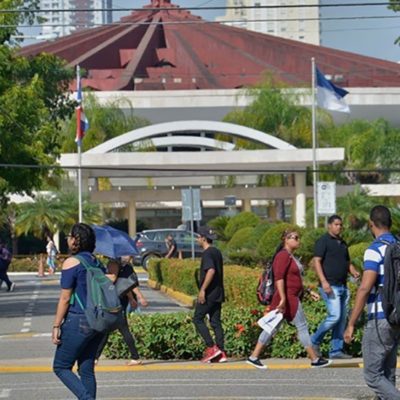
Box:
[0,272,384,399]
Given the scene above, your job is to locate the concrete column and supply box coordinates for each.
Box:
[294,172,306,227]
[53,231,60,252]
[127,200,137,237]
[242,198,251,212]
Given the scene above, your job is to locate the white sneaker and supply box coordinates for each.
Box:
[8,283,16,292]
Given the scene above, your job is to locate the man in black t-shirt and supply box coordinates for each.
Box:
[193,226,226,363]
[311,215,360,360]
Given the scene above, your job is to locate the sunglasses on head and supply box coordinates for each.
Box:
[287,235,300,241]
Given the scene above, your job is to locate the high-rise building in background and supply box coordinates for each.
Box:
[216,0,320,45]
[40,0,112,38]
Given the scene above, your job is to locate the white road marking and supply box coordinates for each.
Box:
[0,389,10,398]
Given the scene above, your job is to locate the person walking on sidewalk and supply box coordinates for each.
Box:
[193,226,226,363]
[344,205,400,400]
[311,214,360,360]
[52,223,115,400]
[46,235,58,275]
[95,257,148,366]
[0,241,14,292]
[247,229,331,370]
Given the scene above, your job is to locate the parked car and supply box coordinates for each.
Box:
[133,228,203,269]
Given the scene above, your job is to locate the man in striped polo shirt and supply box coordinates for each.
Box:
[344,205,400,399]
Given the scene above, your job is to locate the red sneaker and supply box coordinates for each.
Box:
[218,351,227,363]
[209,351,228,363]
[201,345,222,363]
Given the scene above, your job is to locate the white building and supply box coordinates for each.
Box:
[39,0,113,38]
[216,0,320,45]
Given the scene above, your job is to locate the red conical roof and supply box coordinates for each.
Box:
[19,1,400,91]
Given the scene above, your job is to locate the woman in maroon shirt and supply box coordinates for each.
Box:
[247,229,331,370]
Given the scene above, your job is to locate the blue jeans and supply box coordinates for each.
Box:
[53,313,103,400]
[363,319,400,400]
[311,285,349,356]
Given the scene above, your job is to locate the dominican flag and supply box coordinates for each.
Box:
[316,67,350,113]
[75,66,89,145]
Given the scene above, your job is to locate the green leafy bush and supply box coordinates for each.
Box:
[148,259,260,306]
[247,221,271,249]
[295,228,325,267]
[104,300,364,360]
[224,212,260,241]
[256,223,299,261]
[8,256,42,272]
[207,215,231,241]
[349,242,370,270]
[226,249,260,268]
[227,227,254,250]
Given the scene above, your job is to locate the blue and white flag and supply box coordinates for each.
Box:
[316,67,350,113]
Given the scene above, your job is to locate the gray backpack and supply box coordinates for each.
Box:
[73,255,123,332]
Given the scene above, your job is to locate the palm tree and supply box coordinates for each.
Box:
[56,191,102,234]
[15,193,68,239]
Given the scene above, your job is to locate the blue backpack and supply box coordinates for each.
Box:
[73,255,123,332]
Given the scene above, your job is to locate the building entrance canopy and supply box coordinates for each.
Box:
[59,120,345,231]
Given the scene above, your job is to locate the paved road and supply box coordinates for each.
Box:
[0,273,380,400]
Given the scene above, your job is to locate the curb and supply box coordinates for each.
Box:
[0,359,365,374]
[147,279,195,308]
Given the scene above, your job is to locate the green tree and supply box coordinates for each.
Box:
[388,1,400,44]
[15,194,68,238]
[60,94,150,152]
[0,4,75,203]
[0,0,42,44]
[223,76,312,149]
[14,191,102,239]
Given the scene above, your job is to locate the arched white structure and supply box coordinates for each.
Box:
[134,136,235,151]
[86,120,296,154]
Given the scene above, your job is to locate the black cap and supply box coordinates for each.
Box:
[197,226,217,240]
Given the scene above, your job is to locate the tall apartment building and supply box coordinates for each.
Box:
[216,0,320,45]
[40,0,112,38]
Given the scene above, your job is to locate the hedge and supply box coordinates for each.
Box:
[105,293,364,361]
[105,258,364,360]
[224,212,260,241]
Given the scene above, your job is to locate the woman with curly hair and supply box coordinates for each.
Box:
[246,229,331,370]
[52,223,115,399]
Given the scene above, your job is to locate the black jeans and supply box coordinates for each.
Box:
[193,300,224,351]
[96,313,139,360]
[0,269,12,289]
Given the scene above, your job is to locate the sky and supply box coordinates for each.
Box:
[22,0,400,62]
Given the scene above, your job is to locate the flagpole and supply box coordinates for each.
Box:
[76,65,83,223]
[311,57,318,228]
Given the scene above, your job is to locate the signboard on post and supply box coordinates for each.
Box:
[181,188,202,221]
[181,188,202,260]
[317,182,336,216]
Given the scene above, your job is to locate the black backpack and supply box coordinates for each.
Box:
[380,239,400,326]
[256,251,293,306]
[256,261,275,306]
[73,255,123,332]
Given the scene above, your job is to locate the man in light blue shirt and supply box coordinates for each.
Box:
[344,205,400,400]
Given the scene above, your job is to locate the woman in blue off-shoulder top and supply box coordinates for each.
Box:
[52,223,112,400]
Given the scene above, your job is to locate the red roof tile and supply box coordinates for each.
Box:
[19,0,400,91]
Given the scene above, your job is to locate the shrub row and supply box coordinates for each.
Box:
[148,258,260,307]
[105,258,364,360]
[209,212,372,269]
[106,299,364,361]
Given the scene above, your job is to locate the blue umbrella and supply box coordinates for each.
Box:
[92,225,138,258]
